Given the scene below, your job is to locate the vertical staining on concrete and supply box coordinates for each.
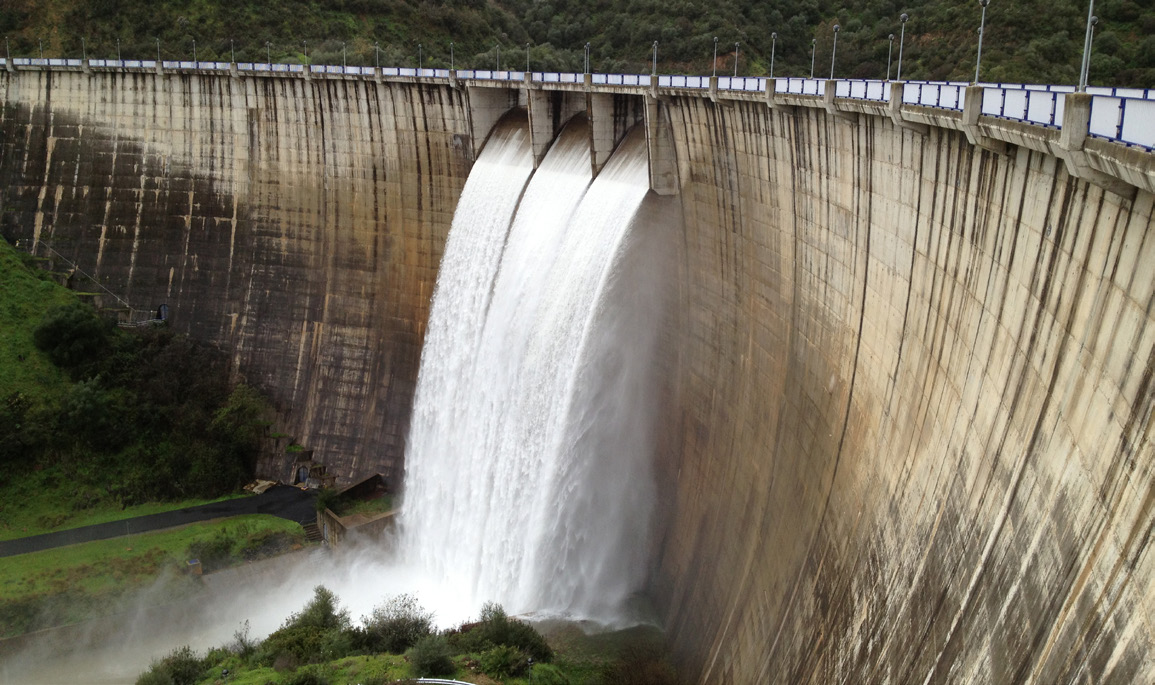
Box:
[656,96,1155,684]
[0,71,472,484]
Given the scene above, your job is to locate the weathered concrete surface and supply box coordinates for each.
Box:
[3,69,1154,684]
[653,96,1155,683]
[0,70,472,483]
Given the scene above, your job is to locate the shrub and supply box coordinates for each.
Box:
[257,586,354,667]
[33,302,111,376]
[447,602,553,663]
[362,593,434,653]
[408,634,456,678]
[289,586,350,632]
[531,663,572,685]
[282,664,332,685]
[135,645,205,685]
[479,644,528,679]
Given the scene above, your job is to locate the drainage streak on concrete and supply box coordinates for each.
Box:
[1,68,1153,684]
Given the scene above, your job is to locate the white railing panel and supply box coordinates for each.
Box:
[1119,99,1155,148]
[560,72,578,83]
[1003,89,1029,119]
[866,81,887,101]
[1089,97,1122,139]
[1025,91,1056,125]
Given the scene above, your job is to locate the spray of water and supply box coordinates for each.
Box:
[401,119,666,623]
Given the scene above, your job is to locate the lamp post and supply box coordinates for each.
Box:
[734,42,739,77]
[417,43,422,72]
[1078,1,1097,91]
[770,32,777,79]
[192,39,196,66]
[652,40,658,75]
[230,39,235,64]
[584,42,590,74]
[156,38,161,63]
[712,36,718,77]
[809,39,816,78]
[830,24,840,80]
[39,39,43,61]
[374,42,379,69]
[887,34,894,80]
[267,42,272,68]
[117,37,121,63]
[495,43,500,72]
[450,42,454,71]
[975,0,990,84]
[82,37,86,61]
[342,41,346,69]
[898,14,909,81]
[303,40,308,66]
[526,42,530,73]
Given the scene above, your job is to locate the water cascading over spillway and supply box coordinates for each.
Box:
[401,114,665,623]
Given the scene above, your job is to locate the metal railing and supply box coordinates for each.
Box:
[2,56,1152,150]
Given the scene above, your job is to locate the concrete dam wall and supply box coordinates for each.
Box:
[0,69,471,482]
[2,68,1153,682]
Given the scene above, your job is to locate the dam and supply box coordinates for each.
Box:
[2,60,1154,683]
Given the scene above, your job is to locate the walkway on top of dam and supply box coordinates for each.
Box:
[0,485,317,558]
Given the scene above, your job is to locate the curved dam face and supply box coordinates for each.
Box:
[654,98,1155,682]
[2,70,1153,682]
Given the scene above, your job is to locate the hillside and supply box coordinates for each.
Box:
[0,0,1150,86]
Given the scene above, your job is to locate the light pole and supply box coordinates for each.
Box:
[267,42,272,68]
[342,41,346,69]
[887,34,894,80]
[652,40,658,75]
[156,38,160,63]
[230,39,235,64]
[1078,1,1097,91]
[770,32,777,79]
[417,43,422,71]
[495,43,500,72]
[830,24,840,80]
[584,42,590,74]
[117,38,121,63]
[39,39,43,61]
[303,40,308,66]
[712,36,718,77]
[975,0,990,84]
[450,42,454,71]
[526,42,530,73]
[192,39,196,66]
[734,42,739,77]
[898,13,909,81]
[809,39,816,78]
[82,37,86,62]
[374,42,379,69]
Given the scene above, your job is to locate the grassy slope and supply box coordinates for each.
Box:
[0,515,307,637]
[0,0,1150,86]
[0,245,73,402]
[0,239,257,541]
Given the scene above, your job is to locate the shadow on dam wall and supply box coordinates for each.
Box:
[0,70,473,485]
[2,69,1155,683]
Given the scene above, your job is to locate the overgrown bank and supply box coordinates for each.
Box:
[1,237,272,520]
[138,586,678,685]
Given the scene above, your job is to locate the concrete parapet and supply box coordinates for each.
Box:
[1054,92,1136,197]
[644,94,677,195]
[962,85,1006,153]
[466,84,519,156]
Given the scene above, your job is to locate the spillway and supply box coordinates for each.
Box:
[401,116,666,623]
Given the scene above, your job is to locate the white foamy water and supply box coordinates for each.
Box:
[401,121,663,623]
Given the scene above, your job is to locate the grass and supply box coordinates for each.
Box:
[0,242,74,402]
[0,515,307,637]
[0,465,251,541]
[331,494,394,519]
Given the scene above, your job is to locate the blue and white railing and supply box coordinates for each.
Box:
[3,56,1151,150]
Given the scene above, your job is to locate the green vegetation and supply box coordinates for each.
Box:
[0,237,271,516]
[0,1,1150,86]
[0,515,305,638]
[135,587,679,684]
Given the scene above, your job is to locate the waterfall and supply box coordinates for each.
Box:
[401,115,664,623]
